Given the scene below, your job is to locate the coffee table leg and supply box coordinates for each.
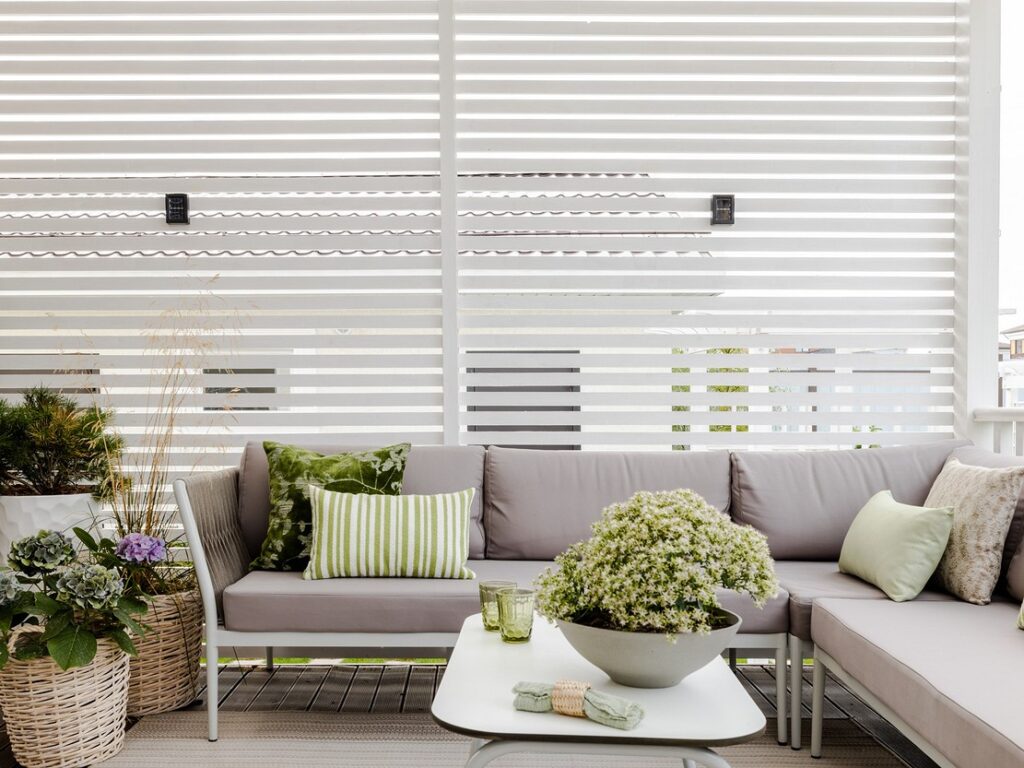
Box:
[464,739,732,768]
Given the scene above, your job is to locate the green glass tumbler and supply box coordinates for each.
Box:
[497,588,535,643]
[479,580,516,631]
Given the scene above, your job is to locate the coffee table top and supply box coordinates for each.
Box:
[432,615,766,747]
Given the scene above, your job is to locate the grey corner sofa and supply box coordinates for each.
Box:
[174,438,1024,768]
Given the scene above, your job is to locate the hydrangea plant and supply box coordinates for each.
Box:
[536,489,779,636]
[115,533,167,565]
[7,529,76,575]
[75,528,178,597]
[55,563,125,612]
[0,531,147,671]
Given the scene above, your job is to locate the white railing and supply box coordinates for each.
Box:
[974,408,1024,456]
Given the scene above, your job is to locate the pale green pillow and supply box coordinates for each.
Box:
[839,490,954,602]
[303,486,476,580]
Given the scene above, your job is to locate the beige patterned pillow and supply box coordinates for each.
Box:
[925,459,1024,604]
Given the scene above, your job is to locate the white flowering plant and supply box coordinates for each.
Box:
[536,489,779,636]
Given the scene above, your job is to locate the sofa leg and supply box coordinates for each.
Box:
[789,635,803,749]
[774,640,788,745]
[811,653,826,758]
[207,643,219,742]
[265,647,274,672]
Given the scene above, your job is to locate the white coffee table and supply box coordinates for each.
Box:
[432,614,766,768]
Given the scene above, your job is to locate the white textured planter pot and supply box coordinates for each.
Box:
[556,610,743,688]
[0,493,99,556]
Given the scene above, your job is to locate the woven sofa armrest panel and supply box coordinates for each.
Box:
[176,468,248,620]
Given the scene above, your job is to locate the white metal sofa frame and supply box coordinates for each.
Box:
[174,473,789,744]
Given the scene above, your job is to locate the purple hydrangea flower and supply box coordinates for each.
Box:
[116,533,167,565]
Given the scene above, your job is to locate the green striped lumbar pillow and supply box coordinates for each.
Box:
[303,485,476,580]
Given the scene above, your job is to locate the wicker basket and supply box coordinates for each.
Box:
[0,637,129,768]
[127,590,204,717]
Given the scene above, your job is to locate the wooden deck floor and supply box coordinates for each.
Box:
[0,662,938,768]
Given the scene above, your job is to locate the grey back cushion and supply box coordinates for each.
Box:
[948,445,1024,598]
[730,440,969,560]
[483,446,732,560]
[238,442,487,560]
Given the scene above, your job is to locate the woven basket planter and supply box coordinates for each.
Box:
[0,637,129,768]
[127,590,203,717]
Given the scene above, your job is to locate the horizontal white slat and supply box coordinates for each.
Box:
[458,352,955,370]
[459,314,951,330]
[458,333,954,349]
[0,334,442,351]
[110,411,443,428]
[462,390,953,407]
[459,274,952,290]
[458,217,952,234]
[117,431,444,449]
[456,118,955,137]
[0,234,440,250]
[461,371,952,387]
[457,236,952,254]
[461,410,953,428]
[0,352,442,370]
[456,80,954,98]
[457,59,955,78]
[0,214,441,234]
[0,196,442,213]
[454,21,955,39]
[458,431,954,448]
[460,198,954,215]
[0,2,439,14]
[0,19,439,35]
[460,295,954,312]
[459,2,954,18]
[0,254,441,272]
[457,255,954,272]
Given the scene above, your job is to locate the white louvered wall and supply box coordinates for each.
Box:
[456,0,957,448]
[0,0,962,462]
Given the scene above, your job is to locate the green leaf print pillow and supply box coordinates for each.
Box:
[251,441,411,571]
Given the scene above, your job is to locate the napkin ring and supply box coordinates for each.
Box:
[551,680,591,718]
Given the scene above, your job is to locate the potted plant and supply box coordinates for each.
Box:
[91,352,203,717]
[536,489,779,688]
[0,530,147,768]
[0,388,122,556]
[76,526,201,716]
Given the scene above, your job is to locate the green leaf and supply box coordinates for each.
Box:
[72,526,98,552]
[116,596,148,616]
[31,592,62,617]
[0,642,8,669]
[39,611,72,642]
[47,625,97,671]
[113,608,146,637]
[108,629,137,657]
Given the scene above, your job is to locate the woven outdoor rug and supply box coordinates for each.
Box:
[102,711,906,767]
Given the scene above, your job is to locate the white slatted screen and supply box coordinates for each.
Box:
[456,0,957,448]
[0,0,959,462]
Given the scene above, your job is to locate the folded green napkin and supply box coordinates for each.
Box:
[512,681,645,730]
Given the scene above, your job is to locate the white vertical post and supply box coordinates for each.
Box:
[953,0,1001,444]
[438,0,459,445]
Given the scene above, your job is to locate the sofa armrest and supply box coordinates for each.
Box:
[174,468,249,625]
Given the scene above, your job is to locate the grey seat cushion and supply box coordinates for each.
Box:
[730,440,968,561]
[776,561,953,640]
[812,597,1024,768]
[484,446,732,560]
[223,560,789,635]
[238,443,487,560]
[223,560,548,634]
[717,585,790,635]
